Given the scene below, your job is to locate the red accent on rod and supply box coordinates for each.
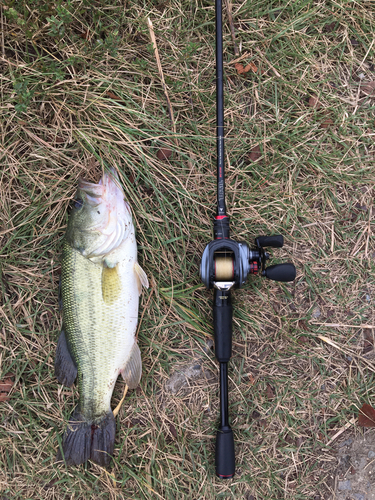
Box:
[215,215,228,220]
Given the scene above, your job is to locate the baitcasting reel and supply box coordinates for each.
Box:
[200,215,296,291]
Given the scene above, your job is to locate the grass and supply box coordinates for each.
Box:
[0,0,374,498]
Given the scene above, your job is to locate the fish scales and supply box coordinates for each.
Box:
[61,240,139,418]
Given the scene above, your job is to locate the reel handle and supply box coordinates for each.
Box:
[263,263,296,282]
[256,235,284,248]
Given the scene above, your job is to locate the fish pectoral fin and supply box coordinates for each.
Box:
[120,342,142,389]
[54,329,77,387]
[134,262,149,295]
[102,264,122,305]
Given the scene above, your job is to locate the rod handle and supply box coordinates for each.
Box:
[263,263,296,282]
[216,426,235,479]
[213,289,232,362]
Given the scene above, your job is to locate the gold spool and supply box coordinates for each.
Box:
[214,256,234,280]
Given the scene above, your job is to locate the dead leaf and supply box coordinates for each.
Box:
[355,203,367,211]
[259,418,268,428]
[0,382,13,392]
[248,373,256,385]
[249,144,261,161]
[361,81,375,96]
[320,117,333,129]
[308,95,322,109]
[169,423,177,439]
[323,22,336,33]
[266,384,275,400]
[298,320,308,330]
[295,436,304,448]
[358,403,375,427]
[235,63,245,74]
[106,91,122,101]
[235,62,257,75]
[44,478,59,490]
[80,30,90,40]
[157,148,172,161]
[297,335,309,345]
[244,62,257,73]
[48,136,64,144]
[284,433,294,444]
[0,374,15,402]
[363,328,374,354]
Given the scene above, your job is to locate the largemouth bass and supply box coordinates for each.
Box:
[55,170,148,467]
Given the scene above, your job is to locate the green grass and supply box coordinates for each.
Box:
[1,0,374,498]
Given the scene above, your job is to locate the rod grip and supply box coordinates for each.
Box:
[213,289,232,362]
[216,427,235,479]
[256,235,284,248]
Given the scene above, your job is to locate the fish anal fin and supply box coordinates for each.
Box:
[120,342,142,389]
[102,264,121,305]
[54,329,77,387]
[134,262,149,295]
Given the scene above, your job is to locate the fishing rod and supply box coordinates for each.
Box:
[199,0,296,479]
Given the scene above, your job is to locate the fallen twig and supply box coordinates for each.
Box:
[314,323,375,329]
[325,417,356,447]
[228,51,251,65]
[147,18,178,146]
[254,47,281,77]
[224,0,239,56]
[113,384,128,417]
[317,334,375,374]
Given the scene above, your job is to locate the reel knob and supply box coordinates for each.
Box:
[256,235,284,248]
[262,263,296,282]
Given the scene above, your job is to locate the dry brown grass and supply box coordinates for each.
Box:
[0,0,374,498]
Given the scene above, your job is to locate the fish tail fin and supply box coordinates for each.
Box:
[56,409,116,468]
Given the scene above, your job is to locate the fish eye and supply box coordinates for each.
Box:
[74,198,83,209]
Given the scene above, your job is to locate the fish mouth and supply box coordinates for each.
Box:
[78,170,126,207]
[77,170,132,257]
[78,178,104,207]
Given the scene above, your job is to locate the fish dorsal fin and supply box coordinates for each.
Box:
[120,342,142,389]
[102,264,121,305]
[134,262,149,295]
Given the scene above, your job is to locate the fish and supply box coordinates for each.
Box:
[55,169,148,467]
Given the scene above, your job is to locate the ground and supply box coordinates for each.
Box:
[0,0,374,499]
[336,431,375,500]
